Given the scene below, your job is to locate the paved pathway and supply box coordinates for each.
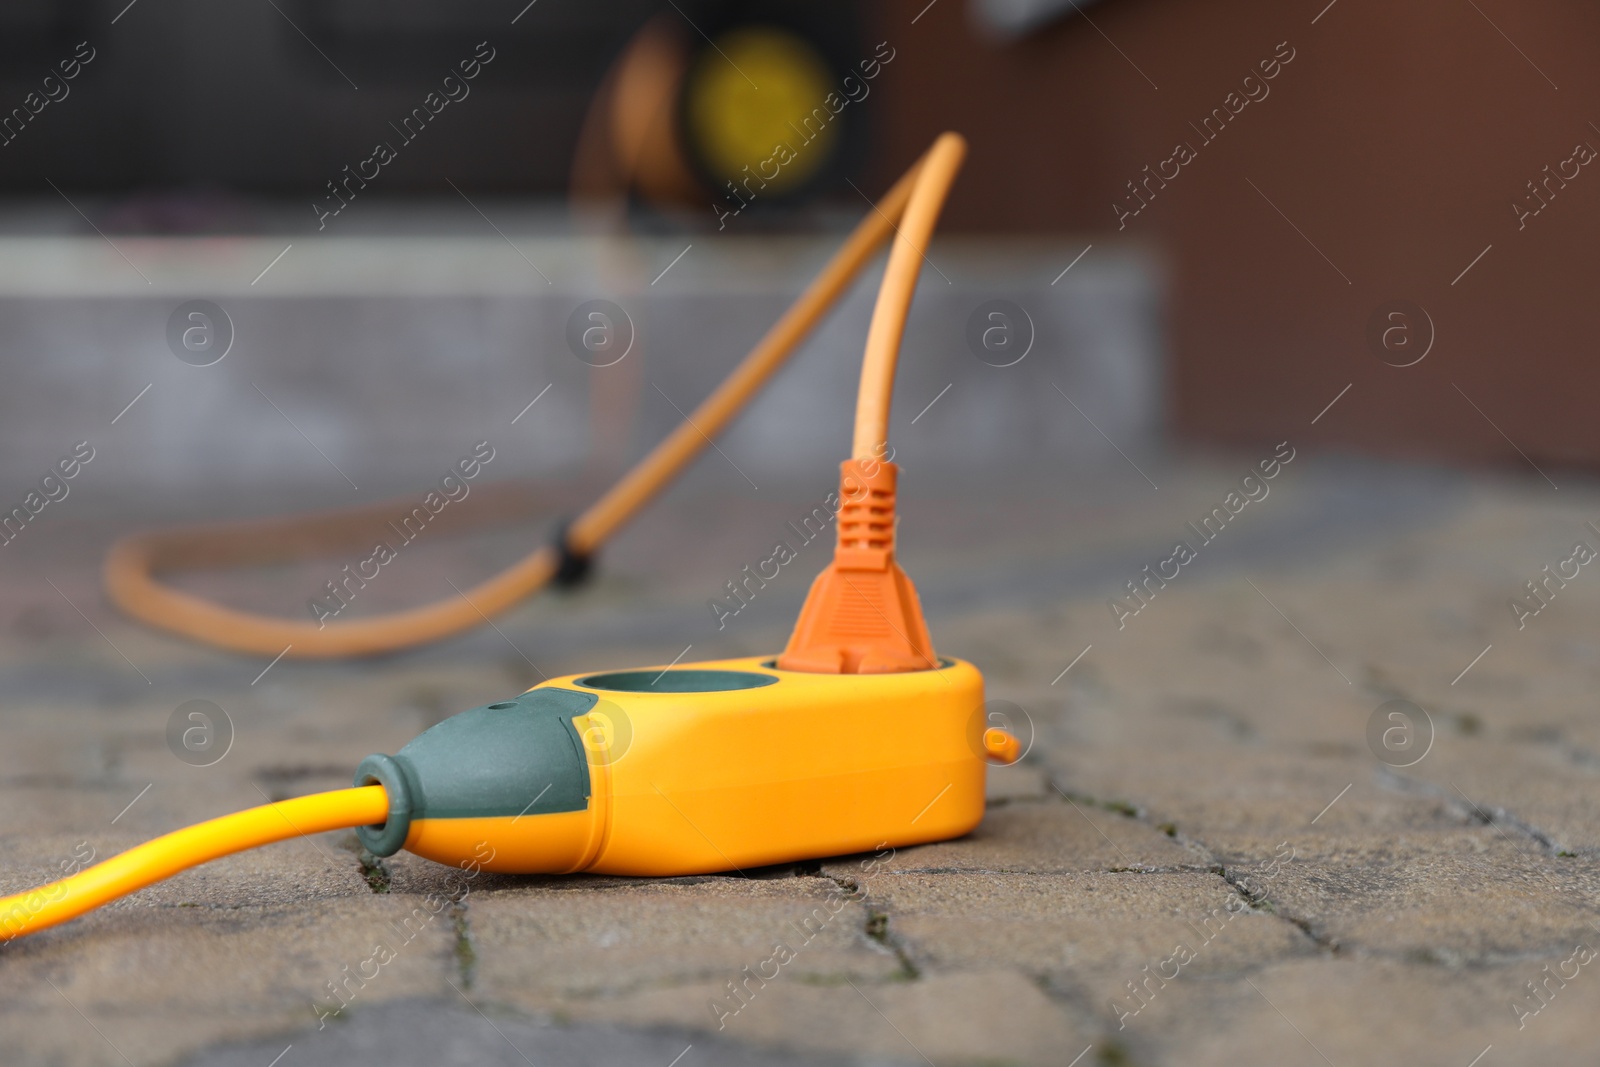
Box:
[1,459,1595,1066]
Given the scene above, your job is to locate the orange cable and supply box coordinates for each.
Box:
[103,134,965,659]
[853,132,966,459]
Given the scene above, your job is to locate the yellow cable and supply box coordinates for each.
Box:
[102,133,967,659]
[0,786,387,942]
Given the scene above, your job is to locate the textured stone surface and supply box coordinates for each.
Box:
[3,459,1600,1065]
[464,874,908,1006]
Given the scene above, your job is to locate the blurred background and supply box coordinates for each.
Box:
[6,0,1595,511]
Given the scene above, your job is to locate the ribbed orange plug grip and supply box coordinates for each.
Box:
[777,459,937,673]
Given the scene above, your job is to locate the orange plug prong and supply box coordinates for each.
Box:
[777,457,937,673]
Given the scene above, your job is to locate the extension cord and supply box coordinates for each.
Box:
[0,132,1022,944]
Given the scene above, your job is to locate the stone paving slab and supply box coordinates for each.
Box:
[175,998,898,1067]
[591,969,1088,1065]
[868,868,1314,976]
[0,894,457,1067]
[463,875,909,1003]
[1112,956,1600,1067]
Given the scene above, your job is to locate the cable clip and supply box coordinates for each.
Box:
[551,519,595,588]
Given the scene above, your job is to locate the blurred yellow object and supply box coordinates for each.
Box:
[682,26,838,196]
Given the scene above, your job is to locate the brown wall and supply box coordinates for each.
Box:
[871,0,1600,471]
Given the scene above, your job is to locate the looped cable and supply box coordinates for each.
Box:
[103,133,967,660]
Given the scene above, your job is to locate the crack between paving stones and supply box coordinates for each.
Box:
[1048,779,1340,959]
[982,795,1055,809]
[341,835,480,990]
[1050,781,1579,967]
[1362,674,1580,849]
[451,897,478,990]
[1044,776,1600,979]
[1215,864,1338,956]
[1021,966,1148,1066]
[1053,787,1142,820]
[1376,767,1568,854]
[354,846,392,894]
[820,873,920,980]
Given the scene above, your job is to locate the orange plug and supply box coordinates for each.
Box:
[777,456,937,673]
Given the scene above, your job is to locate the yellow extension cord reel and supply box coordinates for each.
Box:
[0,132,1021,943]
